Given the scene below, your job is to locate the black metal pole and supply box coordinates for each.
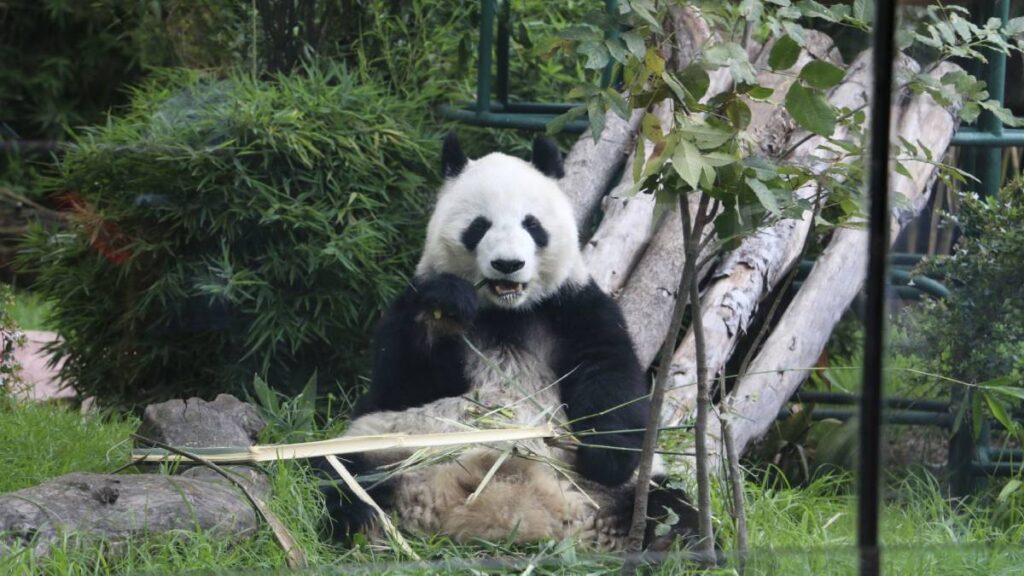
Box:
[860,0,898,574]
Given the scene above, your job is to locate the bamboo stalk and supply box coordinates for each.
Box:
[324,454,420,560]
[131,426,555,464]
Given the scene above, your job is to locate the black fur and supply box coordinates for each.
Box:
[351,273,476,417]
[312,453,395,542]
[460,216,492,251]
[442,131,468,178]
[521,214,549,247]
[352,277,648,484]
[531,136,565,179]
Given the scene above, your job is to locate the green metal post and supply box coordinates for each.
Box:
[976,0,1010,197]
[600,0,619,88]
[476,0,497,114]
[496,0,511,105]
[948,388,976,499]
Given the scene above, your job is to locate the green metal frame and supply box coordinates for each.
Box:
[439,0,617,132]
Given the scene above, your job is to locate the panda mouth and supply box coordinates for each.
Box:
[487,280,528,303]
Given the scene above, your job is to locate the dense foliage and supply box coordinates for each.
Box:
[19,65,437,407]
[915,182,1024,436]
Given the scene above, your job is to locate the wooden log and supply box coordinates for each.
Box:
[562,109,644,232]
[692,62,964,471]
[582,102,673,294]
[0,469,268,555]
[659,48,895,426]
[619,31,837,369]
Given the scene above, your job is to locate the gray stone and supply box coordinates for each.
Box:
[136,393,265,448]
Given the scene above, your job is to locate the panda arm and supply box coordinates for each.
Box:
[548,281,650,486]
[352,274,475,416]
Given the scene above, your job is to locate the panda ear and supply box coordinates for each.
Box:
[531,136,564,179]
[441,131,468,179]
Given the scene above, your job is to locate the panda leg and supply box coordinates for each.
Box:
[311,454,395,542]
[641,477,702,552]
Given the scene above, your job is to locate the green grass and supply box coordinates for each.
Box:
[3,287,53,332]
[1,398,1023,575]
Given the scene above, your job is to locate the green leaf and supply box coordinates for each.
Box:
[546,106,586,135]
[579,41,610,69]
[726,98,752,130]
[677,121,733,149]
[606,38,628,63]
[998,479,1023,502]
[746,86,774,100]
[984,391,1018,436]
[785,82,836,137]
[672,138,704,190]
[768,35,801,71]
[644,47,666,76]
[621,31,647,58]
[746,177,781,216]
[678,64,710,101]
[894,161,912,179]
[799,60,845,90]
[979,100,1024,128]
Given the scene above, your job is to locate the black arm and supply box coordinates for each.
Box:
[545,280,650,486]
[352,273,477,417]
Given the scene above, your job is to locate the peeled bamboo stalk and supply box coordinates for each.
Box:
[131,425,555,464]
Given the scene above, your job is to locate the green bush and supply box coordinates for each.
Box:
[19,64,437,408]
[917,183,1024,386]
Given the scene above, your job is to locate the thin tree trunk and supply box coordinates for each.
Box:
[624,192,696,554]
[682,191,715,562]
[723,417,748,574]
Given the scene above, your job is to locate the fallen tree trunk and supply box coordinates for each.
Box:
[562,109,644,232]
[582,102,672,294]
[660,48,891,426]
[692,62,964,471]
[0,469,268,556]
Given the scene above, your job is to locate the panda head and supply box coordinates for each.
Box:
[416,132,589,309]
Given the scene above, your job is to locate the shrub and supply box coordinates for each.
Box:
[19,64,437,408]
[0,284,25,392]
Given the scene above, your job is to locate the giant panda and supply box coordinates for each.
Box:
[319,132,698,551]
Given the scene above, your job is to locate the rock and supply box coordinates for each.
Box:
[136,394,265,448]
[0,472,265,555]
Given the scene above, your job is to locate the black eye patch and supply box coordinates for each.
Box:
[522,214,549,248]
[461,216,492,251]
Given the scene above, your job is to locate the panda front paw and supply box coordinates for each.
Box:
[415,273,479,332]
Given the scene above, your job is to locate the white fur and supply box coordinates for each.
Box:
[416,153,589,308]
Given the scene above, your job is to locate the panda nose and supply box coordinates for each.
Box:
[491,259,525,274]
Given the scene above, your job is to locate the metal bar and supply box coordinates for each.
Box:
[976,0,1010,197]
[859,0,898,572]
[601,0,619,89]
[973,461,1024,476]
[887,268,950,299]
[496,0,511,105]
[950,127,1024,147]
[476,0,497,114]
[778,407,953,427]
[438,104,589,132]
[792,391,949,413]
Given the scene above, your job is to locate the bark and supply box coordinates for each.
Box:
[0,470,269,556]
[562,109,644,232]
[660,49,891,426]
[582,103,673,294]
[689,62,964,471]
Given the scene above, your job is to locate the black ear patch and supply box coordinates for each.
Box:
[442,131,468,179]
[522,214,549,248]
[461,216,492,251]
[531,136,565,179]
